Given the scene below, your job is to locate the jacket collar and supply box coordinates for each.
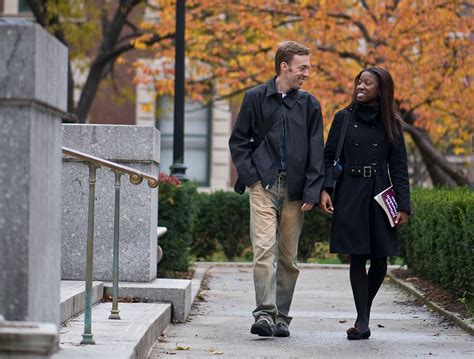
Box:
[265,77,299,108]
[265,77,278,97]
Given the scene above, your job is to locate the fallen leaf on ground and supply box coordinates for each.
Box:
[209,349,224,355]
[339,320,347,323]
[176,345,190,350]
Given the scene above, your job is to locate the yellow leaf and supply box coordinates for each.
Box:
[176,345,190,350]
[209,349,223,355]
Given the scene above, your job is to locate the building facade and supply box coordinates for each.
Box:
[1,0,234,190]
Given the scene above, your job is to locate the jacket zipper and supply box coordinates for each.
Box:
[283,113,291,195]
[282,113,287,170]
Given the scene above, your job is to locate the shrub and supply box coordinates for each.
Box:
[157,174,197,273]
[399,187,474,316]
[193,191,250,261]
[157,177,333,267]
[192,190,332,262]
[299,209,332,261]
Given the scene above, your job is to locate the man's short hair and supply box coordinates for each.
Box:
[275,41,311,75]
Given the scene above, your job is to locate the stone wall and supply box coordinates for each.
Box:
[61,124,161,282]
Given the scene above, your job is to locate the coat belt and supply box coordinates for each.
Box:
[344,165,383,177]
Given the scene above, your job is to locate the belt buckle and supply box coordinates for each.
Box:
[363,166,372,177]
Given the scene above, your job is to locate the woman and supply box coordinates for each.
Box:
[320,67,411,340]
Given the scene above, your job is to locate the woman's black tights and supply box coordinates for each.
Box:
[349,255,387,332]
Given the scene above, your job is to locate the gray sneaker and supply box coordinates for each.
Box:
[250,318,274,337]
[273,322,290,337]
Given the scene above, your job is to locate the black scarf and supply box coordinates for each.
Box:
[354,102,379,126]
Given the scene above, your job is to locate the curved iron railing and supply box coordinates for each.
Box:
[62,147,159,345]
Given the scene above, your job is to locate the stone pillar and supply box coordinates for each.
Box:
[210,100,232,190]
[61,125,160,282]
[0,18,67,330]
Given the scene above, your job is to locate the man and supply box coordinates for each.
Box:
[229,41,325,337]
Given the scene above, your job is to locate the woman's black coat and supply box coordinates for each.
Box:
[323,105,410,257]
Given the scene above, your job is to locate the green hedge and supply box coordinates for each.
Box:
[193,191,251,261]
[157,176,330,268]
[191,190,331,262]
[399,187,474,315]
[300,209,332,260]
[157,176,197,273]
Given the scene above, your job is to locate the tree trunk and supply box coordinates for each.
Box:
[67,60,75,114]
[74,60,107,123]
[27,0,76,117]
[404,124,470,186]
[72,0,142,122]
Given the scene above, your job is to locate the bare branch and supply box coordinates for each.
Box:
[326,12,387,46]
[123,19,139,33]
[116,30,147,45]
[233,3,298,17]
[359,0,378,23]
[316,45,365,67]
[98,32,174,66]
[213,85,255,103]
[352,20,371,42]
[387,0,401,12]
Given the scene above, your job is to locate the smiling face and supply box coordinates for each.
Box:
[356,71,380,104]
[280,54,310,90]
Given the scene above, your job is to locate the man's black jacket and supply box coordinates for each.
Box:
[229,78,325,203]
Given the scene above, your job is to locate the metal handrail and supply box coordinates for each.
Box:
[62,147,159,188]
[62,146,159,345]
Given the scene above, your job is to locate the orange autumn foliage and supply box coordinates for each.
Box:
[135,0,472,155]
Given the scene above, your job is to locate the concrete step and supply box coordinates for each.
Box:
[60,280,104,324]
[103,278,191,322]
[0,321,58,356]
[53,302,171,359]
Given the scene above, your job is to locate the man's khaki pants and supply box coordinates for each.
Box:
[249,174,304,325]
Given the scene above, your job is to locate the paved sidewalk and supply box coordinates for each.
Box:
[149,263,473,358]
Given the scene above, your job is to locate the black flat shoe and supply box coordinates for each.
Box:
[346,327,371,340]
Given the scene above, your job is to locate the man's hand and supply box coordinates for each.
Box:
[319,190,334,214]
[394,211,409,226]
[301,203,315,212]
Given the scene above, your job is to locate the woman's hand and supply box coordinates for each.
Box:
[319,190,334,214]
[395,211,409,226]
[301,203,315,212]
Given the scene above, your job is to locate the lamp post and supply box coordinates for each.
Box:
[170,0,187,180]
